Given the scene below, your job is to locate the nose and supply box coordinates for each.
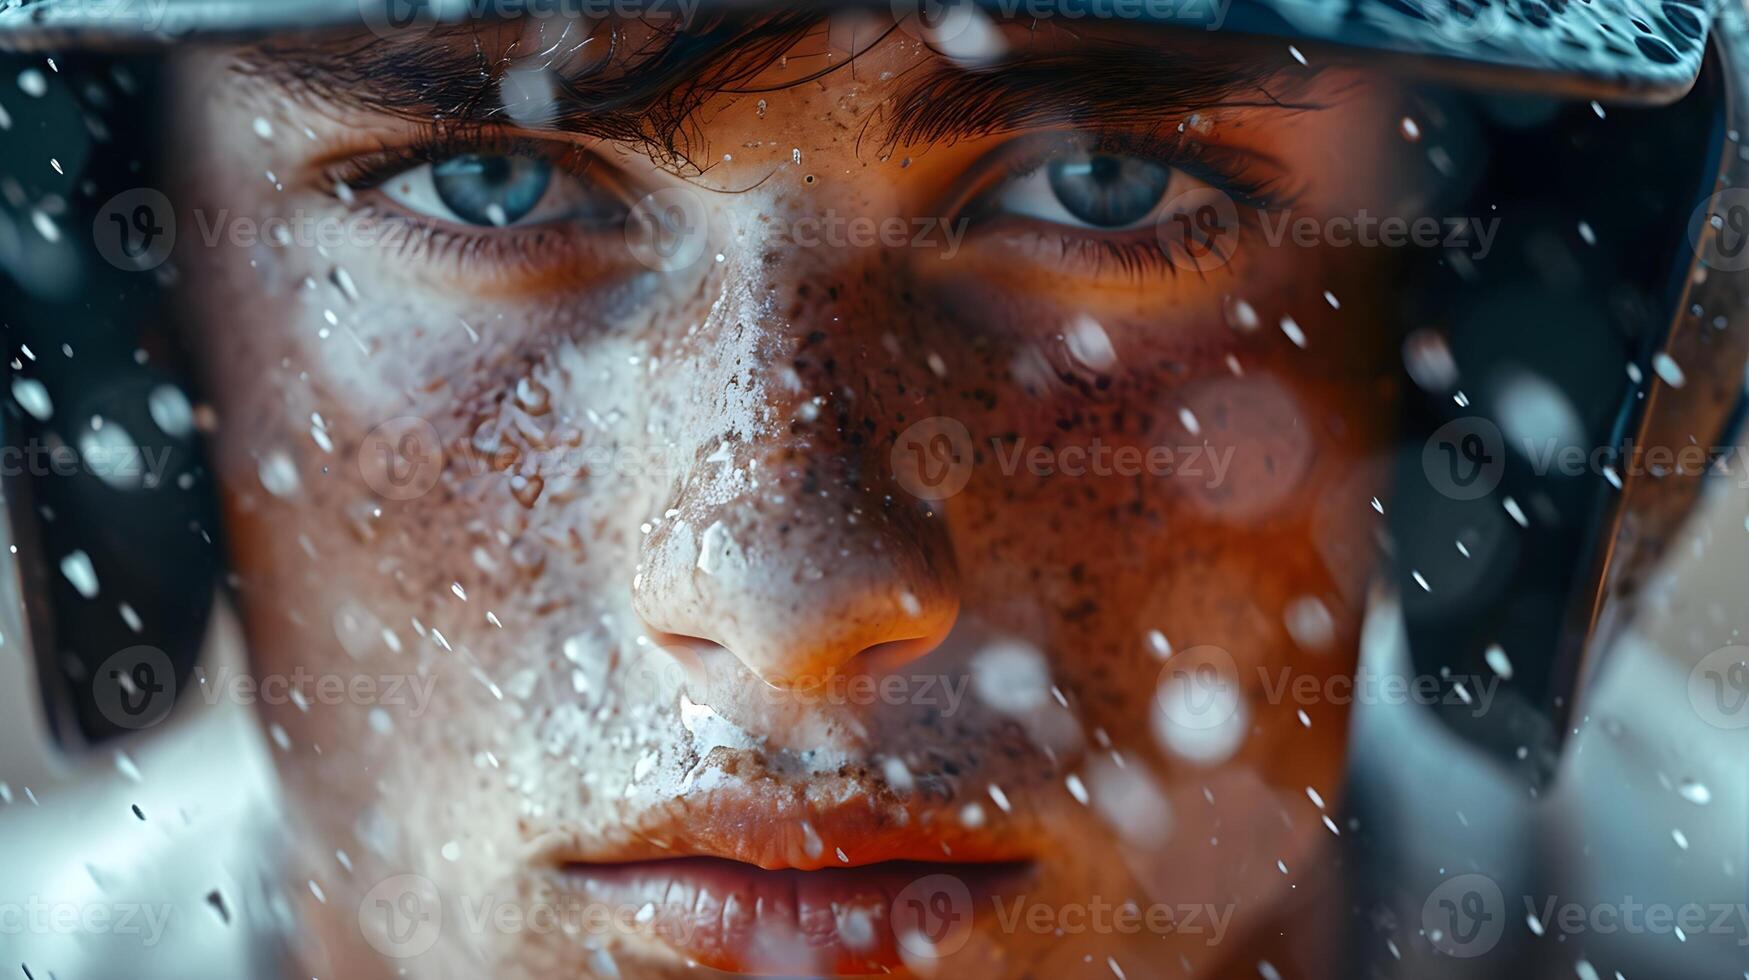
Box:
[634,439,960,689]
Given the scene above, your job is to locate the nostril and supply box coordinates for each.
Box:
[639,628,720,682]
[851,633,949,675]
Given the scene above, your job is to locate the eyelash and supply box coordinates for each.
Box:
[974,130,1300,280]
[319,132,620,269]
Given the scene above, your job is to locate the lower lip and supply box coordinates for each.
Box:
[552,857,1032,975]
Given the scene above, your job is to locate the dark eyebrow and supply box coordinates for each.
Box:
[234,17,1316,167]
[880,46,1313,147]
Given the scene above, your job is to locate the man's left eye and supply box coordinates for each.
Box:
[380,153,625,228]
[990,151,1183,231]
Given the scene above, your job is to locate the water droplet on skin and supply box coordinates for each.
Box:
[1065,315,1118,372]
[1223,295,1260,332]
[344,499,382,543]
[514,376,551,415]
[988,784,1012,813]
[839,907,875,949]
[332,600,387,660]
[309,417,333,454]
[510,473,545,508]
[506,668,538,701]
[1283,596,1335,650]
[509,537,546,573]
[258,450,300,498]
[329,266,360,302]
[971,641,1050,715]
[881,756,914,793]
[1065,773,1089,805]
[1087,759,1172,846]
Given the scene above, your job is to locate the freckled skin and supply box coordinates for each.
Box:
[168,22,1415,980]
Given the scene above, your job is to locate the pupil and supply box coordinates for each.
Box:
[476,155,511,187]
[1086,155,1122,186]
[432,154,552,227]
[1047,153,1171,230]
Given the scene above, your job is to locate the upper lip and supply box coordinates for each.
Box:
[531,768,1039,871]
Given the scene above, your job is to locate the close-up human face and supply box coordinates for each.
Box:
[165,14,1417,978]
[4,3,1745,980]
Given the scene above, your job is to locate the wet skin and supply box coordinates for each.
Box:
[168,14,1420,979]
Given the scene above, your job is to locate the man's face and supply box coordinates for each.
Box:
[168,13,1417,978]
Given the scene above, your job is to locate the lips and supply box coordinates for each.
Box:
[534,772,1040,974]
[550,857,1031,974]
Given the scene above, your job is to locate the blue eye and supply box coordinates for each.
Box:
[989,149,1188,232]
[378,151,627,229]
[1046,154,1172,229]
[431,153,553,226]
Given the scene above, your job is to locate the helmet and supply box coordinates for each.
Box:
[0,1,1743,978]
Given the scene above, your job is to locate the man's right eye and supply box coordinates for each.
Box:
[378,151,628,229]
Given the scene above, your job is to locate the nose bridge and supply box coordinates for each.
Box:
[632,240,959,689]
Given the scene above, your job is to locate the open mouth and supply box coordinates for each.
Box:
[551,856,1034,974]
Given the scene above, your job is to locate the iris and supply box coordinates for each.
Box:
[431,154,553,226]
[1046,153,1172,229]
